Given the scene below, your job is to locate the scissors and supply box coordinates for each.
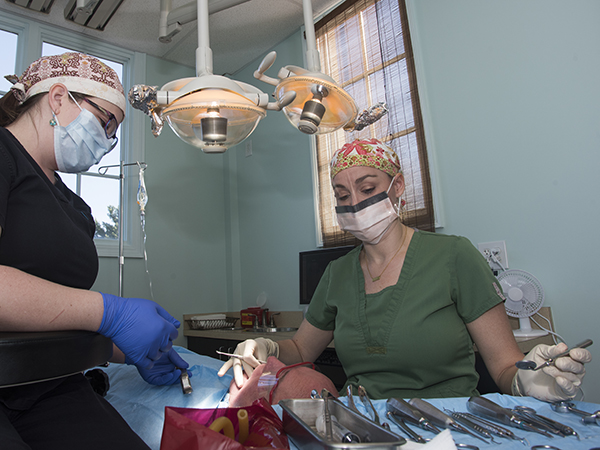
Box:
[216,350,267,364]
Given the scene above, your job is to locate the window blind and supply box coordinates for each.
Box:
[314,0,434,247]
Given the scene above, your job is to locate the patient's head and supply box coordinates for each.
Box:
[228,356,338,407]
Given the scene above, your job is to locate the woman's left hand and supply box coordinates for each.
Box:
[135,348,190,385]
[513,343,592,402]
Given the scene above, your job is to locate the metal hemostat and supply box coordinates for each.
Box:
[551,401,600,426]
[180,369,192,395]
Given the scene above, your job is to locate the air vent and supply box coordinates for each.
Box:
[64,0,124,31]
[6,0,54,13]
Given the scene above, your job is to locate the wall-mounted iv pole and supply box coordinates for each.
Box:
[98,161,147,297]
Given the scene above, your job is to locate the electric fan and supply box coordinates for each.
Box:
[496,269,548,338]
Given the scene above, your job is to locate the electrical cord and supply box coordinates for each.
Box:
[531,313,564,345]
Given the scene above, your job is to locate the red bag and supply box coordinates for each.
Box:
[160,398,289,450]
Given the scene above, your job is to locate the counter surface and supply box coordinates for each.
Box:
[183,307,556,352]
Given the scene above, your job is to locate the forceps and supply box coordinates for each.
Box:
[358,385,381,425]
[512,405,578,438]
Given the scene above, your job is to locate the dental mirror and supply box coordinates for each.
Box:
[515,339,592,371]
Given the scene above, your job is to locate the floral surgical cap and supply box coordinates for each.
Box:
[330,138,401,179]
[7,52,126,114]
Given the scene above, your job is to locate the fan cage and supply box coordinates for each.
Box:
[497,269,545,318]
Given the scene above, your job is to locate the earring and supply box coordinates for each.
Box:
[49,112,58,127]
[398,199,406,222]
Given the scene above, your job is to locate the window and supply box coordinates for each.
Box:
[0,29,18,95]
[314,0,435,247]
[0,11,146,257]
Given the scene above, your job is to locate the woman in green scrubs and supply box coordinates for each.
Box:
[219,139,591,401]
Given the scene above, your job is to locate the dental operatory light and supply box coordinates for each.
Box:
[128,0,294,153]
[253,0,358,135]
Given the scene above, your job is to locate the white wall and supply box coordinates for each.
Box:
[92,1,600,402]
[94,55,231,345]
[406,0,600,401]
[226,30,318,313]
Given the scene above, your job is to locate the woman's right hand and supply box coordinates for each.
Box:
[217,338,279,388]
[97,292,180,369]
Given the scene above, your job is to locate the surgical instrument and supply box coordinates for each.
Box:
[409,398,489,443]
[444,410,504,443]
[358,385,381,425]
[315,413,361,443]
[551,401,600,426]
[386,411,427,444]
[510,408,563,436]
[323,394,333,440]
[180,369,193,395]
[513,406,578,438]
[530,446,563,450]
[215,350,267,364]
[515,339,593,371]
[386,398,441,433]
[355,386,391,430]
[468,396,553,437]
[346,385,360,414]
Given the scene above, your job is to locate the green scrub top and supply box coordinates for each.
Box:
[305,230,506,399]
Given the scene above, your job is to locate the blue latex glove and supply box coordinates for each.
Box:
[97,293,179,369]
[135,348,191,385]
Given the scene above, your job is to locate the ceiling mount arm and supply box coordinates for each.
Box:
[159,0,251,44]
[303,0,320,72]
[196,0,212,76]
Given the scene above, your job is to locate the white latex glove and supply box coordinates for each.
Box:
[217,338,279,388]
[512,343,592,402]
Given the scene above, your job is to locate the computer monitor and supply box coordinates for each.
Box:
[299,246,355,305]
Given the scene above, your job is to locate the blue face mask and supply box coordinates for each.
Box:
[53,94,118,173]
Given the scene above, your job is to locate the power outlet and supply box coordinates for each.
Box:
[477,240,509,272]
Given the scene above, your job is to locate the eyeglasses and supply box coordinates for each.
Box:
[82,97,120,140]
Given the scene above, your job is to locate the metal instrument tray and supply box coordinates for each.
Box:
[186,316,238,330]
[280,398,406,449]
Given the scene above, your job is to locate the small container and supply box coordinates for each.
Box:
[240,307,263,328]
